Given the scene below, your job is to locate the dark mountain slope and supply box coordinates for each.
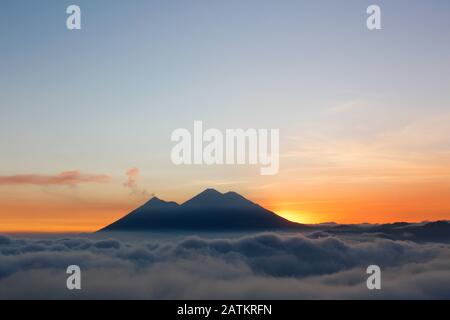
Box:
[99,189,306,232]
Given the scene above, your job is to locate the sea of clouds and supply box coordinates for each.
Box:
[1,232,450,299]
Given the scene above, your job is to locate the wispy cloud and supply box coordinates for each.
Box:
[328,99,369,114]
[123,167,149,196]
[279,112,450,184]
[0,171,111,186]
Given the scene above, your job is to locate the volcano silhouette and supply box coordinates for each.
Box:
[99,188,305,232]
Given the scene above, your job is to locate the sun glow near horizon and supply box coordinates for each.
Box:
[273,210,317,225]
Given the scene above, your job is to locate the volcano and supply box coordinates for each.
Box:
[99,188,305,232]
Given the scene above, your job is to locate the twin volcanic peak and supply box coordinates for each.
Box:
[99,188,304,232]
[183,188,260,209]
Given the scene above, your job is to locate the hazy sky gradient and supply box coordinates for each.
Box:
[1,0,450,231]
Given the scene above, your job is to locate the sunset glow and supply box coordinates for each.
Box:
[1,1,449,233]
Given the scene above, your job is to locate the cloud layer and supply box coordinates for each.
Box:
[1,232,450,299]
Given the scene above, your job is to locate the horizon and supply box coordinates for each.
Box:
[2,187,449,234]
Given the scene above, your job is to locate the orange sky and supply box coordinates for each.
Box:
[1,115,450,233]
[1,176,449,233]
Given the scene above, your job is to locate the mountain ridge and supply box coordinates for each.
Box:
[99,188,305,232]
